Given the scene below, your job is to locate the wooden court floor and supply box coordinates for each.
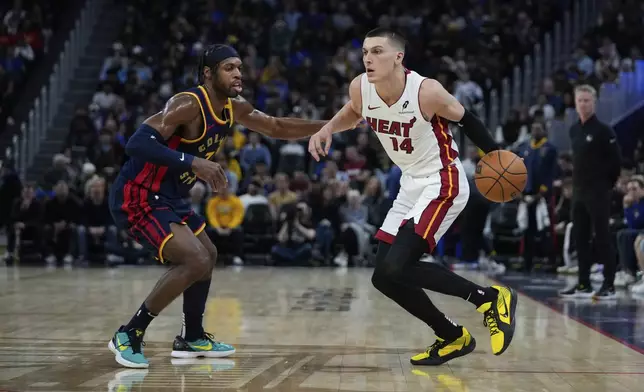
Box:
[1,265,643,392]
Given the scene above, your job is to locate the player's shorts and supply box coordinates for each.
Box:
[109,178,206,263]
[375,163,470,250]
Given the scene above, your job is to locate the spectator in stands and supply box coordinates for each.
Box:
[573,47,595,77]
[14,36,34,63]
[188,181,207,216]
[92,129,124,174]
[362,176,388,228]
[240,132,272,173]
[336,189,376,267]
[4,182,41,262]
[43,180,79,267]
[343,146,370,187]
[555,153,573,183]
[555,178,576,273]
[215,152,238,195]
[355,131,381,171]
[529,94,556,122]
[42,154,72,193]
[633,233,644,293]
[271,202,316,266]
[66,105,97,156]
[0,164,21,235]
[269,173,297,217]
[239,180,269,211]
[242,159,273,195]
[515,120,558,271]
[277,139,306,175]
[92,83,119,111]
[0,63,15,119]
[290,171,312,198]
[77,176,119,265]
[616,176,644,282]
[386,165,402,202]
[205,185,245,266]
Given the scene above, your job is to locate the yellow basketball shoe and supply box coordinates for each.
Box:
[476,285,518,355]
[410,327,476,366]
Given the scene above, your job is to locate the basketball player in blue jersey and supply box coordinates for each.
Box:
[107,44,327,369]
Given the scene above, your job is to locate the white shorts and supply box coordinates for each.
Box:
[375,164,470,249]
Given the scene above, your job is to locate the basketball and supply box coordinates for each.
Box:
[474,150,527,203]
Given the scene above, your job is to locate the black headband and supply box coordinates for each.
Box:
[204,44,239,67]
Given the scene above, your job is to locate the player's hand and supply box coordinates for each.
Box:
[308,126,333,162]
[192,157,228,192]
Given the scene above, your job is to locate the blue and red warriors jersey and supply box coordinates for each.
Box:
[120,86,232,199]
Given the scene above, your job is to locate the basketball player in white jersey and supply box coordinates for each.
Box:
[308,28,518,366]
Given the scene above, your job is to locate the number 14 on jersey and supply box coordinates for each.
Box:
[390,137,414,154]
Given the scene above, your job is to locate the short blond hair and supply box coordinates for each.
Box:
[574,84,597,98]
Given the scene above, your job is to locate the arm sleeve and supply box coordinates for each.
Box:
[125,124,194,171]
[457,109,499,154]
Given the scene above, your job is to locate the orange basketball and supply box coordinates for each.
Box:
[474,150,527,203]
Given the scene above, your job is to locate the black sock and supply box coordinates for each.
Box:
[382,222,499,309]
[372,272,463,341]
[124,302,157,332]
[181,279,211,341]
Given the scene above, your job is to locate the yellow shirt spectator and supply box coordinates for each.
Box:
[228,157,242,180]
[231,127,247,150]
[206,191,245,229]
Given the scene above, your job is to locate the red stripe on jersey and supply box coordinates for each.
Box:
[430,116,459,167]
[416,165,460,250]
[150,135,183,193]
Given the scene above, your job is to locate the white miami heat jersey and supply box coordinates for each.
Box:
[360,70,460,177]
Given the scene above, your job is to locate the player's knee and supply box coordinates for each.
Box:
[185,248,212,281]
[206,245,218,270]
[371,269,390,292]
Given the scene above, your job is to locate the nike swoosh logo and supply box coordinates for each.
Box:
[179,153,185,161]
[368,105,380,110]
[191,342,213,351]
[499,293,509,320]
[116,336,127,352]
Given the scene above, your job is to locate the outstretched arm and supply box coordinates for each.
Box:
[232,97,327,140]
[419,78,498,153]
[308,75,364,161]
[321,75,364,134]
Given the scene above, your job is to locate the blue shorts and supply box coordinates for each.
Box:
[109,177,206,263]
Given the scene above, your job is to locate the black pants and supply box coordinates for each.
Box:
[206,227,244,259]
[572,189,616,286]
[460,191,491,262]
[44,225,74,257]
[522,201,555,271]
[7,224,41,253]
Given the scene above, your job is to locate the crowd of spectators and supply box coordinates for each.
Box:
[1,0,644,283]
[500,0,644,147]
[0,0,67,134]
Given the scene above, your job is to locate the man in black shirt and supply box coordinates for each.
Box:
[560,84,621,300]
[78,176,120,265]
[6,183,42,262]
[44,180,80,267]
